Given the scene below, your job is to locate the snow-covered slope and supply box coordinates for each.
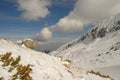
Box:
[50,14,120,80]
[0,39,111,80]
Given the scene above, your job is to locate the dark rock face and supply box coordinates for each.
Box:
[97,28,107,38]
[110,42,120,51]
[114,21,120,31]
[91,27,98,39]
[117,20,120,25]
[78,16,120,43]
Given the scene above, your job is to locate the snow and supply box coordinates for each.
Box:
[0,39,72,80]
[0,39,111,80]
[50,14,120,80]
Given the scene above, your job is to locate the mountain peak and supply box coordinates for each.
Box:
[72,14,120,43]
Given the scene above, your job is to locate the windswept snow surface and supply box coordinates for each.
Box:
[0,39,111,80]
[50,14,120,80]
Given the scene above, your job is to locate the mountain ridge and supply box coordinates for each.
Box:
[50,14,120,80]
[51,14,120,55]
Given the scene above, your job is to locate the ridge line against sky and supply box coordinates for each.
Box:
[1,0,120,50]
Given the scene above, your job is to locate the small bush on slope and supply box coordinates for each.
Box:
[87,70,112,79]
[0,52,33,80]
[0,77,3,80]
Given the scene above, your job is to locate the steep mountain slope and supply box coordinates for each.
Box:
[0,39,111,80]
[50,14,120,80]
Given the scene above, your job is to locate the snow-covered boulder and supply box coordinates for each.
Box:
[23,39,36,49]
[16,39,36,49]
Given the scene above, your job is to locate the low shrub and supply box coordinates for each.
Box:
[0,52,33,80]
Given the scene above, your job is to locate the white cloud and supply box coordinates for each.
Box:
[49,18,84,33]
[33,28,52,42]
[35,37,74,51]
[72,0,120,19]
[34,0,120,42]
[18,0,51,21]
[49,0,120,34]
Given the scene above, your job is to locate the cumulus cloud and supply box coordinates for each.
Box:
[17,0,51,21]
[34,0,120,42]
[49,18,84,33]
[72,0,120,20]
[33,28,52,42]
[49,0,120,33]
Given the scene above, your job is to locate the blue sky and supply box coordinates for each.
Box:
[0,0,78,41]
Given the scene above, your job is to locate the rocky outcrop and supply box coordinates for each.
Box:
[23,39,36,49]
[16,39,36,49]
